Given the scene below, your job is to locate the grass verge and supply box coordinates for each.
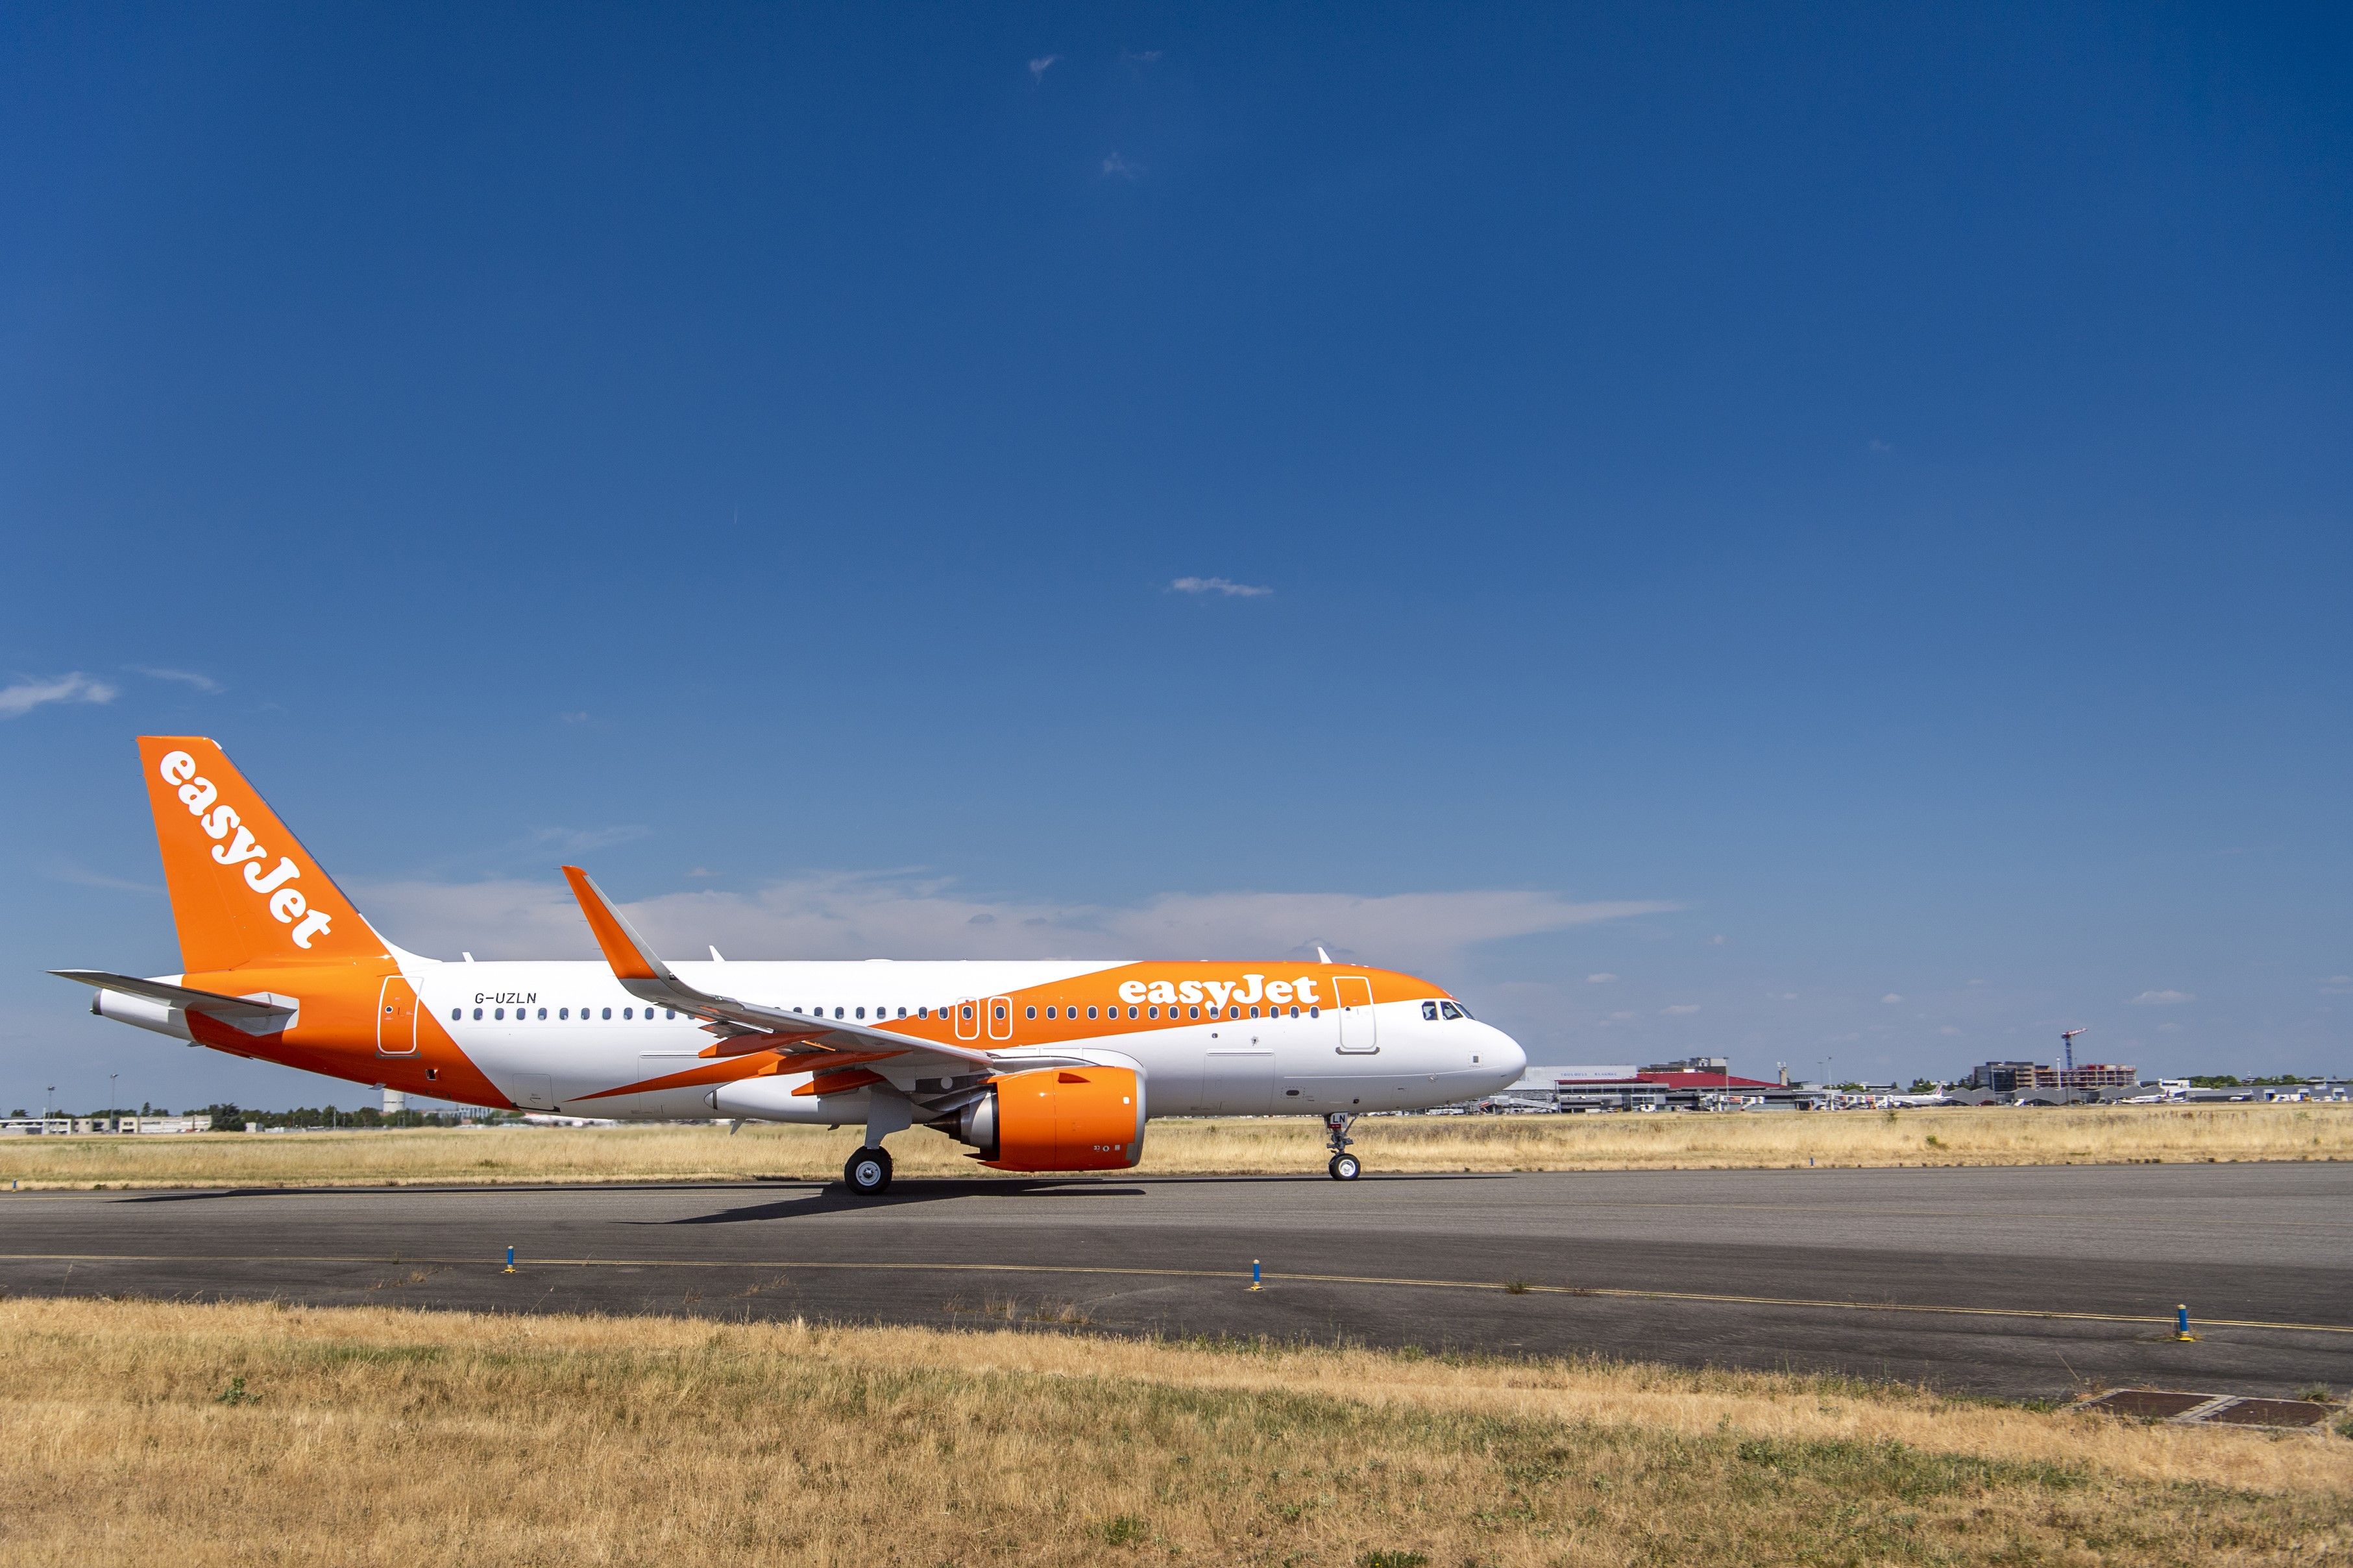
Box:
[3,1103,2348,1190]
[5,1296,2348,1565]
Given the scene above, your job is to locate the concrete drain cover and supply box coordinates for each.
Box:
[2077,1390,2343,1430]
[2202,1399,2338,1430]
[2076,1390,2217,1421]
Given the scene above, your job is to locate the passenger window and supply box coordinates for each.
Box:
[665,1009,676,1020]
[559,1007,568,1020]
[450,1007,461,1021]
[962,1005,974,1020]
[1308,1006,1319,1018]
[496,1007,506,1020]
[855,1007,865,1019]
[897,1006,907,1019]
[835,1007,844,1019]
[471,1007,482,1020]
[1422,1001,1439,1021]
[1249,1006,1260,1018]
[1440,1001,1465,1020]
[1148,1006,1159,1019]
[994,1004,1006,1020]
[1129,1006,1140,1019]
[1026,1006,1036,1020]
[1188,1005,1200,1018]
[1088,1006,1099,1019]
[602,1007,611,1020]
[535,1007,544,1020]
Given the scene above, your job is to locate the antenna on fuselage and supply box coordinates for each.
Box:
[1317,946,1332,965]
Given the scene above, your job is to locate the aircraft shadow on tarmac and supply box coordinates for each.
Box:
[660,1169,1505,1224]
[107,1169,1503,1211]
[663,1179,1151,1224]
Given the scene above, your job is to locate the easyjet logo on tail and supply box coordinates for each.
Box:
[157,749,335,950]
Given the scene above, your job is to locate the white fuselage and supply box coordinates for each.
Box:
[412,959,1526,1121]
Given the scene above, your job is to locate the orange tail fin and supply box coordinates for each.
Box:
[138,736,385,971]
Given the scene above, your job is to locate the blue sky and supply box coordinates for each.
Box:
[3,3,2347,1111]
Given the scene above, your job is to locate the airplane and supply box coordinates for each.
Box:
[55,738,1528,1194]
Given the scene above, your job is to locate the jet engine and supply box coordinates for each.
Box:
[943,1065,1145,1172]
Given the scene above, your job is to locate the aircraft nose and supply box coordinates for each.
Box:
[1487,1024,1526,1083]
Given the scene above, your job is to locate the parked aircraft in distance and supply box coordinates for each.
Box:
[58,739,1527,1194]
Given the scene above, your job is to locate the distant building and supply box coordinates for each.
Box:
[1511,1060,1795,1111]
[0,1114,213,1135]
[1964,1060,2138,1094]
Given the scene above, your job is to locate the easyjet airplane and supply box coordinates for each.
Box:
[56,738,1528,1193]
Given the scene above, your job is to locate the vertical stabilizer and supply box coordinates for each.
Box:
[137,736,385,971]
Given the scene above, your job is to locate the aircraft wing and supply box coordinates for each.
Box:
[51,969,296,1025]
[560,866,999,1078]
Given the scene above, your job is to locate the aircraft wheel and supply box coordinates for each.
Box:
[1328,1153,1361,1181]
[845,1146,893,1196]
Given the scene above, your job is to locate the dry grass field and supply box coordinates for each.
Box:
[3,1296,2346,1567]
[3,1102,2347,1190]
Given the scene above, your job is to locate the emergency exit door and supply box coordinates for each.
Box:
[1334,975,1378,1053]
[376,974,419,1056]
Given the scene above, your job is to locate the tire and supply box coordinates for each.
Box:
[1329,1153,1361,1181]
[844,1146,893,1196]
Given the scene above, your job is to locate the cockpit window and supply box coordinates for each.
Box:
[1421,1000,1439,1020]
[1440,1000,1467,1020]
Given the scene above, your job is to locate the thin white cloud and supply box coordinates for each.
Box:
[1585,972,1617,984]
[2323,976,2352,994]
[2130,989,2194,1006]
[1170,575,1270,597]
[1661,1004,1701,1016]
[558,711,592,725]
[47,860,160,895]
[529,825,650,853]
[1880,993,1903,1004]
[1101,151,1142,180]
[1028,54,1059,82]
[352,872,1679,972]
[1938,1026,1962,1036]
[130,666,223,694]
[0,672,117,719]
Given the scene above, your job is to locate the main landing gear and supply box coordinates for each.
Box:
[844,1146,893,1196]
[1324,1113,1361,1181]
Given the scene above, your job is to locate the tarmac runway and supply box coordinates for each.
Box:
[6,1161,2349,1399]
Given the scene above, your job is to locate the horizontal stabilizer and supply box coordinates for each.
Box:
[51,969,295,1022]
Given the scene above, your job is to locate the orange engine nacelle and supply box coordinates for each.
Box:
[957,1066,1145,1172]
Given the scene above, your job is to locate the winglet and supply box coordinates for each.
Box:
[561,867,675,983]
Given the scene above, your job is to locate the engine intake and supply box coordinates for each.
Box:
[950,1066,1145,1172]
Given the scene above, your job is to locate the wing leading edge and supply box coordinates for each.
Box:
[558,866,997,1078]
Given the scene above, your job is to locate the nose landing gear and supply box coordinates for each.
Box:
[1324,1113,1361,1181]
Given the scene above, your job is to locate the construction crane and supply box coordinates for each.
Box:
[2058,1027,2088,1106]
